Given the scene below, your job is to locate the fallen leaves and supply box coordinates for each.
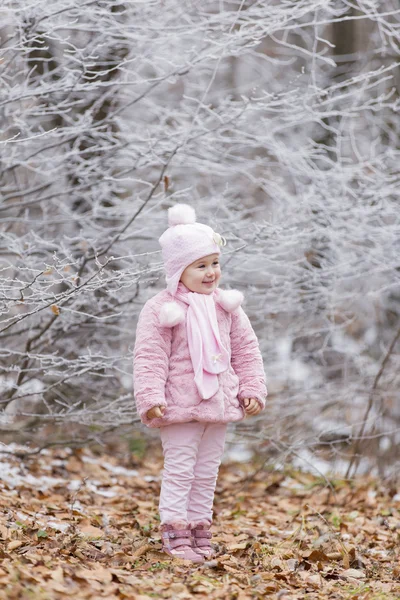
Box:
[0,441,399,599]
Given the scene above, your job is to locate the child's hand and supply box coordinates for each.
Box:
[243,398,261,416]
[146,405,166,420]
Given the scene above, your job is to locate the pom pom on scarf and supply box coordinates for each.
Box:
[168,204,196,226]
[159,301,185,327]
[217,289,243,313]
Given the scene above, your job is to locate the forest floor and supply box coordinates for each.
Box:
[0,436,399,600]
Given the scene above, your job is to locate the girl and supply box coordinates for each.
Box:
[133,204,267,563]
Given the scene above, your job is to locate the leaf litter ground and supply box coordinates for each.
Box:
[0,439,399,600]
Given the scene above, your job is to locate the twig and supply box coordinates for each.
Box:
[345,324,400,479]
[0,424,121,459]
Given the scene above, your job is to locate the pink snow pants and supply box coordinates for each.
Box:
[159,421,227,525]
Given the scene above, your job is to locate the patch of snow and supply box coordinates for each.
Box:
[292,447,377,478]
[0,461,66,490]
[367,548,388,558]
[291,448,332,476]
[102,514,110,528]
[331,330,362,355]
[379,436,391,451]
[92,488,117,498]
[143,474,159,482]
[276,337,292,362]
[120,374,132,389]
[289,359,312,383]
[101,462,138,477]
[68,479,84,492]
[0,442,33,454]
[0,414,14,426]
[67,478,118,498]
[223,444,254,463]
[81,455,138,477]
[0,376,15,393]
[16,511,29,521]
[313,417,353,438]
[280,477,305,490]
[47,520,70,532]
[70,500,86,513]
[80,455,99,464]
[270,526,301,538]
[364,327,377,345]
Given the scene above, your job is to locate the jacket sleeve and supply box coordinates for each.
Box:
[230,307,268,409]
[133,301,172,424]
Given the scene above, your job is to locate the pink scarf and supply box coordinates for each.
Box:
[175,283,230,399]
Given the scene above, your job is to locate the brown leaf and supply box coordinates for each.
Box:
[341,568,366,579]
[325,552,342,560]
[301,549,331,562]
[7,540,24,551]
[65,456,82,473]
[298,571,322,587]
[226,541,248,551]
[131,543,152,559]
[74,566,113,583]
[222,563,242,574]
[48,582,70,593]
[79,524,104,538]
[51,566,64,582]
[109,571,141,585]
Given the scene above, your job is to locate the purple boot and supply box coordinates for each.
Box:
[190,520,214,558]
[160,521,204,563]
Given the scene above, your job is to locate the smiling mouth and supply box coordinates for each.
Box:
[203,280,215,284]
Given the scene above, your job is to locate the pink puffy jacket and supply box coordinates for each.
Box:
[133,287,267,428]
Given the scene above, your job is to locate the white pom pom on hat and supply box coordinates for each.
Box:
[159,202,223,296]
[168,204,196,226]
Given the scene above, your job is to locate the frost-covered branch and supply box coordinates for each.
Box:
[0,0,399,476]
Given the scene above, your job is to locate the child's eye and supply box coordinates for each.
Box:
[197,261,219,268]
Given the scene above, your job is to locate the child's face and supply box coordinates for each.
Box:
[180,253,221,294]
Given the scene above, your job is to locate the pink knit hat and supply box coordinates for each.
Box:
[159,204,226,296]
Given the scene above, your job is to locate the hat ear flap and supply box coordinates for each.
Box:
[216,290,244,312]
[159,301,185,327]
